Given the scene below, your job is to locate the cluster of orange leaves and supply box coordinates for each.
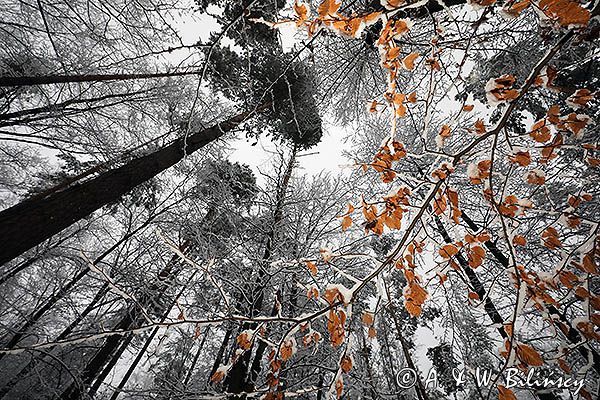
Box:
[486,74,520,103]
[505,236,600,351]
[223,2,599,397]
[467,159,492,184]
[292,0,381,37]
[368,139,407,183]
[394,241,429,316]
[327,308,347,347]
[433,187,461,223]
[347,185,410,235]
[499,0,591,27]
[438,232,489,270]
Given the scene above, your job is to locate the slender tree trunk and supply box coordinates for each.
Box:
[109,279,203,400]
[432,215,508,339]
[0,71,202,88]
[459,211,600,375]
[182,328,210,388]
[60,239,194,399]
[109,327,159,400]
[224,146,297,396]
[379,317,402,400]
[247,290,282,386]
[385,282,429,400]
[357,327,378,399]
[0,107,261,266]
[432,214,565,400]
[0,89,150,125]
[0,212,159,366]
[0,229,80,286]
[88,334,135,397]
[207,329,232,387]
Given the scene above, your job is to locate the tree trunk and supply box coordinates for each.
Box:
[459,211,600,376]
[0,89,150,125]
[59,240,193,399]
[0,107,260,266]
[432,213,567,400]
[385,281,429,400]
[0,212,159,367]
[207,329,232,388]
[224,146,297,396]
[0,71,202,88]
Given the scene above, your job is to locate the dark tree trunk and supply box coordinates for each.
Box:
[0,71,202,88]
[0,89,150,126]
[385,291,429,400]
[208,329,232,387]
[60,310,136,400]
[182,328,210,389]
[88,333,135,397]
[0,108,259,266]
[0,212,159,372]
[432,213,575,400]
[59,239,194,399]
[224,147,297,396]
[459,211,600,376]
[433,215,508,340]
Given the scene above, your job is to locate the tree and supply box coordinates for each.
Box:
[1,1,599,400]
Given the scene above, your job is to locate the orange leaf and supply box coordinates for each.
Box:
[463,104,474,112]
[439,244,459,258]
[405,299,422,317]
[407,91,417,103]
[281,339,295,361]
[541,227,562,250]
[474,119,486,135]
[502,0,531,18]
[362,311,374,326]
[237,332,252,350]
[516,343,544,366]
[468,245,486,268]
[305,261,318,276]
[557,358,571,373]
[340,355,353,373]
[402,52,419,70]
[529,120,551,143]
[538,0,590,27]
[558,270,578,289]
[513,235,527,246]
[439,124,451,138]
[341,215,352,231]
[387,46,401,60]
[582,253,598,274]
[335,377,344,398]
[526,169,545,185]
[476,232,491,242]
[211,369,226,383]
[368,326,377,338]
[509,150,531,167]
[498,385,517,400]
[567,88,593,108]
[317,0,341,18]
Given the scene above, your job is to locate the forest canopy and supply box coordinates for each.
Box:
[0,0,599,400]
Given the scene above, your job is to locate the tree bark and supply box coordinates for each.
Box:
[459,211,600,376]
[59,239,193,399]
[0,71,202,88]
[432,213,575,400]
[0,107,260,266]
[224,146,297,396]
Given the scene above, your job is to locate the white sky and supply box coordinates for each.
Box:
[227,121,353,180]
